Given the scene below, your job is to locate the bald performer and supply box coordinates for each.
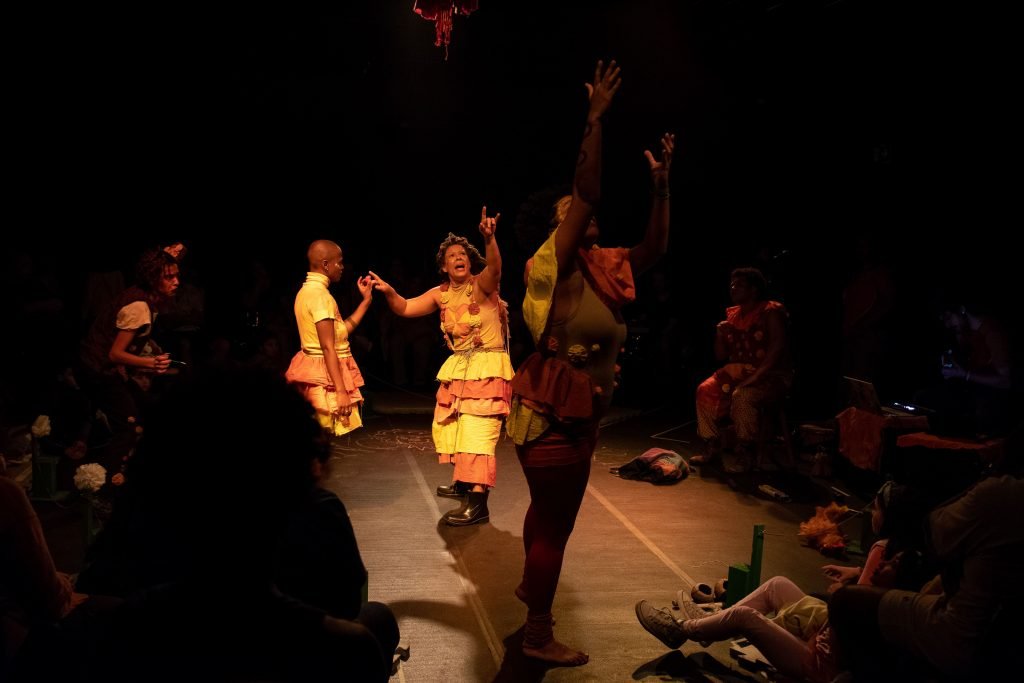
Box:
[285,240,373,436]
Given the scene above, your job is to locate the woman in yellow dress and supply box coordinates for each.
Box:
[369,208,512,526]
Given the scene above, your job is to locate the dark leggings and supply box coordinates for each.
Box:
[518,456,593,615]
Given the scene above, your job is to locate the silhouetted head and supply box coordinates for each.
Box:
[129,367,326,578]
[729,267,767,305]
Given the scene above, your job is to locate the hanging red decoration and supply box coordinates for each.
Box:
[413,1,479,57]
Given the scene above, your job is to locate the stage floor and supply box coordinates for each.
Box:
[323,403,854,682]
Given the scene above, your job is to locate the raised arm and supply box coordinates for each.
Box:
[343,276,374,335]
[475,206,502,297]
[368,271,440,318]
[630,132,675,275]
[554,59,621,276]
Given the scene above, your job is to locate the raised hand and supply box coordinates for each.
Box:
[822,564,861,585]
[356,275,373,300]
[367,270,394,297]
[645,132,675,191]
[584,59,622,121]
[479,205,500,241]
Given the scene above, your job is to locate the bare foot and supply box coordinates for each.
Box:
[522,640,588,667]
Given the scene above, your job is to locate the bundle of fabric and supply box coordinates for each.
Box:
[610,448,691,485]
[798,502,851,555]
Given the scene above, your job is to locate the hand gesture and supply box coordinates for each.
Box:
[357,275,373,301]
[822,564,861,585]
[479,205,500,241]
[645,133,675,191]
[367,271,394,297]
[152,353,171,374]
[585,59,622,122]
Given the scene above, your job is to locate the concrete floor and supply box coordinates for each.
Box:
[322,399,863,682]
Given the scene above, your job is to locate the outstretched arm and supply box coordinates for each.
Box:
[368,271,440,318]
[343,276,374,334]
[475,206,502,297]
[554,59,622,276]
[630,132,675,275]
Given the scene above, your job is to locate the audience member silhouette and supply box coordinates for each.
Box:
[46,369,400,681]
[77,248,179,470]
[829,453,1023,681]
[635,482,930,683]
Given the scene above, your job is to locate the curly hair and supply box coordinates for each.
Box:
[435,232,486,278]
[134,248,178,295]
[730,267,768,300]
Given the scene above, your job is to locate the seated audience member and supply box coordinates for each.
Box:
[77,248,179,468]
[275,434,399,661]
[829,448,1024,681]
[0,476,88,672]
[691,267,792,472]
[23,369,399,682]
[635,480,930,683]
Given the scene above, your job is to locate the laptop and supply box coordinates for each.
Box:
[842,376,932,418]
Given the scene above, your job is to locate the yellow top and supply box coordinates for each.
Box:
[293,272,351,358]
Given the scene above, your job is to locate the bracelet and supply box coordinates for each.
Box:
[654,190,670,199]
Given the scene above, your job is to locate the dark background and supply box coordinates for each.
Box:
[4,1,1011,421]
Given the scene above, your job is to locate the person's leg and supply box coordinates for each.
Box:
[518,456,592,665]
[695,375,722,442]
[681,604,814,680]
[357,601,400,663]
[443,415,500,525]
[732,576,807,614]
[829,585,886,675]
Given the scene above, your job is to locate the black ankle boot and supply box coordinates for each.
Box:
[436,481,469,499]
[443,490,489,526]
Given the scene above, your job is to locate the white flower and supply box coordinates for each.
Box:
[74,463,107,493]
[31,415,52,438]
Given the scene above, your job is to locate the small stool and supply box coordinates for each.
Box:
[30,441,69,502]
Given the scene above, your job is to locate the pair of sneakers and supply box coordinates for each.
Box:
[634,592,715,650]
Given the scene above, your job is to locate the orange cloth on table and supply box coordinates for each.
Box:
[896,432,1005,464]
[836,406,887,471]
